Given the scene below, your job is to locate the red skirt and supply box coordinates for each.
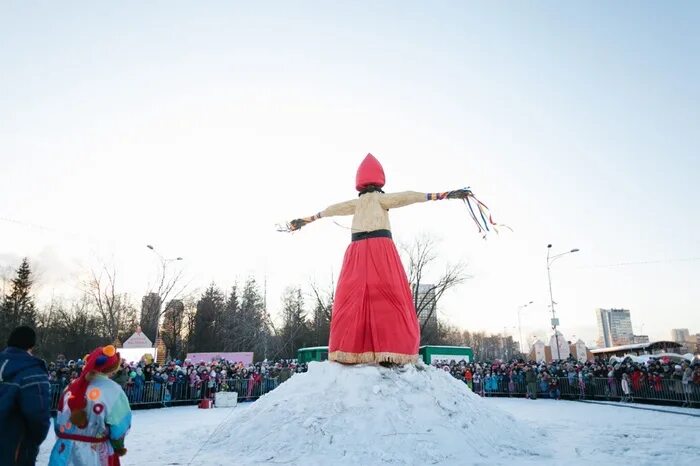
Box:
[328,235,420,364]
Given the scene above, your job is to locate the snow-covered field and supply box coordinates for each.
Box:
[38,388,699,465]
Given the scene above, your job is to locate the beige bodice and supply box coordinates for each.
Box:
[320,191,426,233]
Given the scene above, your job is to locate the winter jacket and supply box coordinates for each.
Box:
[0,347,51,466]
[525,370,537,384]
[278,368,292,383]
[631,371,642,391]
[621,378,631,395]
[111,369,129,388]
[682,368,692,385]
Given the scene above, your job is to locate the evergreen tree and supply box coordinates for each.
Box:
[237,278,269,360]
[192,284,225,352]
[220,285,240,351]
[1,258,37,345]
[278,287,310,358]
[161,299,185,359]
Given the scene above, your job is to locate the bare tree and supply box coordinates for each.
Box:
[144,250,189,343]
[35,295,61,355]
[308,281,334,347]
[0,263,13,297]
[309,281,334,322]
[401,236,469,343]
[149,261,187,313]
[84,265,137,343]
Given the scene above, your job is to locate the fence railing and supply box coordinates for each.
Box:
[49,373,699,412]
[49,377,281,411]
[466,374,699,407]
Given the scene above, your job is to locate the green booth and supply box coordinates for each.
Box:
[297,346,329,364]
[419,345,473,364]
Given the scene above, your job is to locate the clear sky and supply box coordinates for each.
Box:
[1,2,699,347]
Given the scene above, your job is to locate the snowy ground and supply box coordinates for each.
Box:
[488,398,698,465]
[38,397,698,465]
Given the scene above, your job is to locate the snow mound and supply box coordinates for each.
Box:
[200,361,549,465]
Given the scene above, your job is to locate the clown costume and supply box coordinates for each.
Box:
[49,345,132,466]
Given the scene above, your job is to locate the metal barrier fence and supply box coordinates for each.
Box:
[49,374,699,411]
[467,375,699,407]
[49,377,281,411]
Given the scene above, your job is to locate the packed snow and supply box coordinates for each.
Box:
[37,363,699,465]
[199,361,547,465]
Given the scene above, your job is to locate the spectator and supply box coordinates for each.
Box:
[112,363,129,389]
[621,373,632,402]
[548,376,560,400]
[681,363,692,407]
[507,372,516,396]
[525,366,537,400]
[40,350,699,410]
[0,326,51,466]
[464,368,473,390]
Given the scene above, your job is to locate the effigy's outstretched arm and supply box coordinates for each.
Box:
[425,188,474,201]
[382,188,505,236]
[380,189,473,209]
[282,199,357,232]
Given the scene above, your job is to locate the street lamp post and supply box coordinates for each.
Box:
[517,301,534,356]
[546,244,579,361]
[146,245,183,360]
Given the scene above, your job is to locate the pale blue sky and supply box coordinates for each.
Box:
[1,2,699,347]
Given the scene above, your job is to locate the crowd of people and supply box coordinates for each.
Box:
[48,356,310,405]
[45,351,700,409]
[433,355,700,407]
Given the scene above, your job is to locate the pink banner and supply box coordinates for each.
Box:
[186,352,254,365]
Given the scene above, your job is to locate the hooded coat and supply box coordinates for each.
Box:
[0,347,51,466]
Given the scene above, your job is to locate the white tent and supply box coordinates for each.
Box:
[119,347,156,364]
[610,352,695,364]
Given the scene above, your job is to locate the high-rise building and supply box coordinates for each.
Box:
[596,308,633,347]
[140,292,162,343]
[690,334,700,353]
[479,334,518,361]
[671,330,699,353]
[413,284,438,332]
[681,334,700,353]
[671,328,690,343]
[631,335,650,344]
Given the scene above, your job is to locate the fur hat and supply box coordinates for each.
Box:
[66,345,121,428]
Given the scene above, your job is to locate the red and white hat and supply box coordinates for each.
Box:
[65,345,121,428]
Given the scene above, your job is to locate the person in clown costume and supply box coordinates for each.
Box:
[49,345,132,466]
[282,153,501,365]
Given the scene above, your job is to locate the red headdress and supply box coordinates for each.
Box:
[66,345,121,427]
[355,153,385,192]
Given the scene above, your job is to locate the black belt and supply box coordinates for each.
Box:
[351,229,392,242]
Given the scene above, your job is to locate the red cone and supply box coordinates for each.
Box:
[355,153,385,191]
